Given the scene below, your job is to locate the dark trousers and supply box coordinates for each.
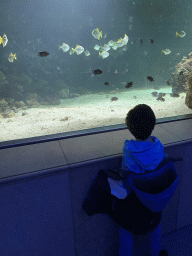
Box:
[119,223,161,256]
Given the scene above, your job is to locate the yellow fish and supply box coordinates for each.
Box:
[72,45,84,55]
[162,49,171,55]
[92,28,102,40]
[59,43,70,52]
[176,31,186,38]
[2,34,8,47]
[8,53,17,62]
[99,50,109,59]
[0,36,2,44]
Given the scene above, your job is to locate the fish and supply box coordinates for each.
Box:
[108,40,115,46]
[69,49,73,55]
[59,43,70,52]
[147,76,154,82]
[93,69,102,75]
[99,50,109,59]
[161,98,165,101]
[72,45,84,55]
[114,70,118,74]
[38,51,49,57]
[116,38,124,48]
[126,82,133,88]
[166,80,170,85]
[162,49,171,55]
[1,34,8,47]
[0,36,2,45]
[156,95,162,101]
[94,45,100,50]
[111,97,118,101]
[84,49,90,56]
[158,92,166,97]
[122,34,129,45]
[149,39,154,43]
[176,31,186,38]
[139,38,143,44]
[151,92,158,97]
[170,93,180,97]
[102,44,110,51]
[8,53,17,62]
[92,28,102,40]
[179,71,184,75]
[104,82,109,86]
[112,44,118,50]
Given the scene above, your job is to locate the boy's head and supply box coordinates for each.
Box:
[125,104,156,141]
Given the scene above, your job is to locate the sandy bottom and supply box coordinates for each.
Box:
[0,87,191,143]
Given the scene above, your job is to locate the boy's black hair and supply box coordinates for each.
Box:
[125,104,156,140]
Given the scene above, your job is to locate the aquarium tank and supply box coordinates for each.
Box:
[0,0,192,144]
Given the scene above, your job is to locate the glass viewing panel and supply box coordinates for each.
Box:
[0,0,192,143]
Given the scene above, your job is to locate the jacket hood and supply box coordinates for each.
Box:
[121,136,165,172]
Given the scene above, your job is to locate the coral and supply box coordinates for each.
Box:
[26,93,40,107]
[55,80,69,89]
[15,101,26,109]
[170,52,192,94]
[185,71,192,109]
[60,89,70,99]
[0,99,9,112]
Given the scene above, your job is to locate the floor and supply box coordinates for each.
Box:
[160,224,192,256]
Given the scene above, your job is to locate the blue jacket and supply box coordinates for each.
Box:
[83,136,181,235]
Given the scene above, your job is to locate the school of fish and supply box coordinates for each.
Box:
[0,26,187,102]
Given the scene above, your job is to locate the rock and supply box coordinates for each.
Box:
[22,111,27,116]
[15,101,26,108]
[0,99,9,111]
[26,93,39,107]
[2,110,15,118]
[171,52,192,94]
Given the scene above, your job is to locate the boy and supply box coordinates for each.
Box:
[119,104,168,256]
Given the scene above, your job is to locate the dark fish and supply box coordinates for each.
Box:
[147,76,154,82]
[150,39,154,43]
[38,51,49,57]
[139,38,143,44]
[156,95,162,101]
[170,93,180,97]
[126,82,133,88]
[158,92,166,97]
[104,82,109,86]
[151,92,158,97]
[93,69,102,75]
[153,86,160,90]
[111,97,118,101]
[161,98,165,102]
[166,80,170,85]
[179,71,184,75]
